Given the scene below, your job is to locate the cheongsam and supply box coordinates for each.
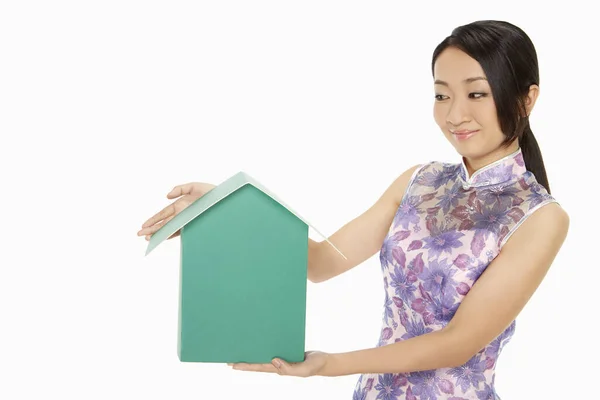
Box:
[352,148,558,400]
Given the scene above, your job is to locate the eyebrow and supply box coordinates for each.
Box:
[434,77,487,86]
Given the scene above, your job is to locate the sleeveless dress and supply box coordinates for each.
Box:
[351,148,558,400]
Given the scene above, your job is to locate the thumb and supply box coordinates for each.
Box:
[167,183,192,198]
[271,358,291,375]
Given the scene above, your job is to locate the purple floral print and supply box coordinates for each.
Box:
[448,356,487,393]
[390,264,418,302]
[394,195,422,230]
[352,148,558,399]
[422,229,465,259]
[375,374,406,400]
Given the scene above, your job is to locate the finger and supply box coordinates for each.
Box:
[231,363,271,372]
[167,183,195,199]
[272,358,295,376]
[140,213,179,238]
[230,363,278,373]
[138,219,166,236]
[145,232,175,241]
[141,203,175,229]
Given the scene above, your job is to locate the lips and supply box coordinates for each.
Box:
[451,129,479,140]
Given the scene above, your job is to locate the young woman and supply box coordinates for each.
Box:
[138,20,569,400]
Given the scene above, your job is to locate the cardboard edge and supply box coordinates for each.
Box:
[144,171,347,260]
[144,172,247,256]
[240,172,347,260]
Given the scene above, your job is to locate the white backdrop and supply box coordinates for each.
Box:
[1,1,596,399]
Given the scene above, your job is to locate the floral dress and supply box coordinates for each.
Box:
[351,148,558,400]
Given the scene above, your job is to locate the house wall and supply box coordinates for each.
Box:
[177,184,309,363]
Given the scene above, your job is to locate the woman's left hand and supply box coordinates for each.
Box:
[228,351,329,377]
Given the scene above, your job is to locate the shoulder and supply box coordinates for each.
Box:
[407,159,463,192]
[381,163,424,207]
[388,163,423,197]
[515,172,560,213]
[406,159,456,181]
[518,199,569,233]
[386,160,452,204]
[415,159,462,177]
[501,175,569,249]
[501,200,569,260]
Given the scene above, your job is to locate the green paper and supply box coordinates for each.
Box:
[145,171,345,363]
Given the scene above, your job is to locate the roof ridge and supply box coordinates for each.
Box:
[144,171,346,260]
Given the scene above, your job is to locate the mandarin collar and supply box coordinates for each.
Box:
[459,148,527,189]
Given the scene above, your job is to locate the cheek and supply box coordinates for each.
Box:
[433,104,446,128]
[474,103,505,144]
[475,102,500,128]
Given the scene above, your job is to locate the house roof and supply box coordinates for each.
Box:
[145,171,346,259]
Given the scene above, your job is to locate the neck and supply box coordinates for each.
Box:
[463,141,520,178]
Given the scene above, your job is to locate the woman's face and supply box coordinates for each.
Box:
[432,47,507,160]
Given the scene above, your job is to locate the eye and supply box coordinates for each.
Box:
[469,92,488,99]
[435,94,448,101]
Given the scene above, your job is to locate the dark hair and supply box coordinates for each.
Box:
[431,20,550,194]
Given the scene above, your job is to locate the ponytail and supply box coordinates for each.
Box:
[519,121,550,194]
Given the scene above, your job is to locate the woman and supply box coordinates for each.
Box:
[138,20,569,400]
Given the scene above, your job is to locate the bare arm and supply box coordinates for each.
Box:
[319,202,570,376]
[307,164,422,283]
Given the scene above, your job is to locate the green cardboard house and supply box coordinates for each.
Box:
[145,171,345,364]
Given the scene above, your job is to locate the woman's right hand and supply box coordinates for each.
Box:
[137,182,216,241]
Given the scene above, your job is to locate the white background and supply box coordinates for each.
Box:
[1,1,597,399]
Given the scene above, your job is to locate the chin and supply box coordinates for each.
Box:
[446,133,494,159]
[444,136,471,156]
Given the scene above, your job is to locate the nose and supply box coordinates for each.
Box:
[446,97,471,127]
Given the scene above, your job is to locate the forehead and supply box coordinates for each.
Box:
[433,47,486,82]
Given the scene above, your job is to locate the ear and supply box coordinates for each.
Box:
[523,84,540,116]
